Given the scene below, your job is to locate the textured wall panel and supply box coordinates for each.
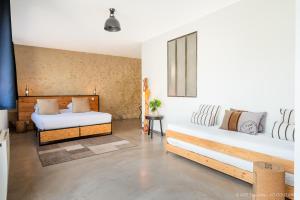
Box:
[14,45,141,119]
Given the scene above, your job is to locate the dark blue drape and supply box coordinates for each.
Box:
[0,0,18,109]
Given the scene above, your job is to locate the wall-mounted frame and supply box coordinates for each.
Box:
[167,31,197,97]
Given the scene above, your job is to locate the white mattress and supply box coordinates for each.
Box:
[32,109,112,130]
[168,123,294,161]
[167,122,294,186]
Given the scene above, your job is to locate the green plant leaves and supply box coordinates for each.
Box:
[149,98,162,112]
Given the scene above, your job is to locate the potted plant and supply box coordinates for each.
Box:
[149,98,162,115]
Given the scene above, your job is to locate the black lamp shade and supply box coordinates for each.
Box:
[104,8,121,32]
[0,0,18,110]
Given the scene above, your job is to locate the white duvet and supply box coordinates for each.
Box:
[32,109,112,130]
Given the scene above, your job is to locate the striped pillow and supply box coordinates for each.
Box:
[272,121,295,141]
[280,109,295,124]
[191,105,220,126]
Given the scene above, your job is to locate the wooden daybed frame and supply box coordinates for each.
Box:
[165,130,294,199]
[18,95,112,145]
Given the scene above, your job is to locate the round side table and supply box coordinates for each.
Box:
[145,115,164,138]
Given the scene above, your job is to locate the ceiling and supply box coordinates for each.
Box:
[11,0,239,58]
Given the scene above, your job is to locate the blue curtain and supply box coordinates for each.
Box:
[0,0,18,109]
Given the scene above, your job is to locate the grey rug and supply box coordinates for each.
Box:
[37,135,136,167]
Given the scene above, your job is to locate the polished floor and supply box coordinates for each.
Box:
[8,119,251,200]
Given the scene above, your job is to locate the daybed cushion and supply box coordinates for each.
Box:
[32,109,112,130]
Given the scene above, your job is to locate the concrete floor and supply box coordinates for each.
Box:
[8,119,251,200]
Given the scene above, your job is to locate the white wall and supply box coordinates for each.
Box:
[295,0,299,199]
[0,110,8,130]
[142,0,295,133]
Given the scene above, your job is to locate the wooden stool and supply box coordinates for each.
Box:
[16,121,26,133]
[253,162,285,200]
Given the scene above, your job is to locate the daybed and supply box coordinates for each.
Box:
[165,122,294,199]
[18,95,112,145]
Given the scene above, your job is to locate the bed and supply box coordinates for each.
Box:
[31,109,111,130]
[165,122,294,199]
[18,95,112,145]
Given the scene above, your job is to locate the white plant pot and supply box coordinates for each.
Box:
[151,110,159,116]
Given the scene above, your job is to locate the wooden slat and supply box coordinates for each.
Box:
[80,123,111,136]
[166,130,294,174]
[40,127,80,143]
[166,143,253,183]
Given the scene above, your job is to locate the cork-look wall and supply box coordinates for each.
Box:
[14,45,141,119]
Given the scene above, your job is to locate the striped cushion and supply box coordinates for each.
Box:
[280,109,295,124]
[191,105,220,126]
[272,121,295,141]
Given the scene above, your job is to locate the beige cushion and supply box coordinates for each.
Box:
[220,110,235,130]
[37,99,59,115]
[72,97,90,113]
[231,108,266,133]
[237,112,264,135]
[220,109,264,135]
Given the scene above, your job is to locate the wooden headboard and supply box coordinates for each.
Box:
[18,95,99,129]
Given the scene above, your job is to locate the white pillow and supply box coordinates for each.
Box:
[34,104,39,113]
[60,109,71,113]
[67,102,72,109]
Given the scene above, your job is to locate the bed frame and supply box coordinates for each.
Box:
[165,130,294,199]
[18,95,112,145]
